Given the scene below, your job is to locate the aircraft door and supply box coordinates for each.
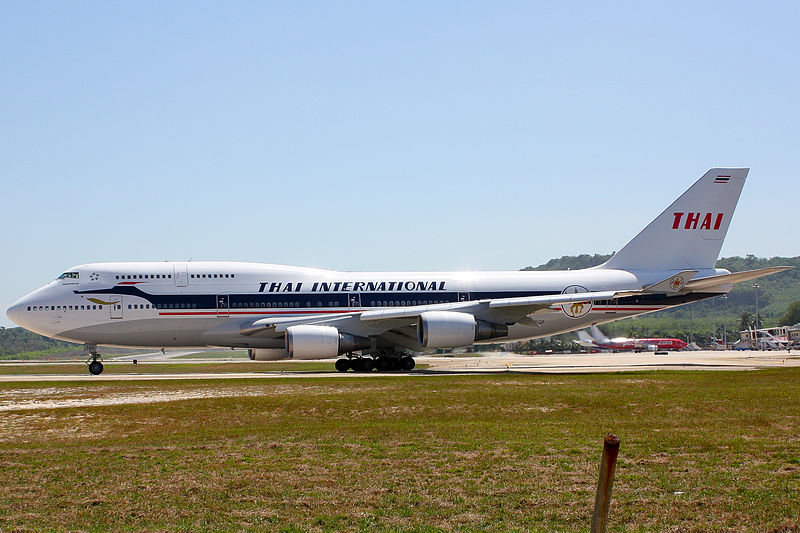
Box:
[458,292,470,302]
[110,297,123,319]
[216,294,229,317]
[174,264,188,287]
[601,299,616,315]
[348,293,361,308]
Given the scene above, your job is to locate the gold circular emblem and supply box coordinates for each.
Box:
[561,285,592,318]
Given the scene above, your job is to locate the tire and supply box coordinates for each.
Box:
[88,361,104,375]
[400,356,415,371]
[374,357,389,372]
[361,358,375,372]
[335,358,350,372]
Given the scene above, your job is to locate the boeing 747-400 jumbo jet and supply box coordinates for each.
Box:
[6,168,791,374]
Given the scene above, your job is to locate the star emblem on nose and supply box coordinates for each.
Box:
[90,273,100,282]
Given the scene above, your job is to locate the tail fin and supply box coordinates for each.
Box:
[576,329,594,344]
[600,168,748,271]
[589,325,610,344]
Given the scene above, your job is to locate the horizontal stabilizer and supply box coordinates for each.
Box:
[684,267,793,291]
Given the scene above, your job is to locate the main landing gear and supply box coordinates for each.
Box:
[335,352,415,373]
[85,344,104,375]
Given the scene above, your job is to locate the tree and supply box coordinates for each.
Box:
[781,301,800,326]
[738,311,753,331]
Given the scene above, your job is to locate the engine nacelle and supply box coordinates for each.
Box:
[248,348,289,361]
[417,311,508,349]
[285,325,371,360]
[475,320,510,342]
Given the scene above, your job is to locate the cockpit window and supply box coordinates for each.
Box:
[57,272,80,280]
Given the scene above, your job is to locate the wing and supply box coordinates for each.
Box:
[206,266,793,353]
[226,290,619,345]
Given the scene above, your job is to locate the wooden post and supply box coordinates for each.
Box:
[591,434,620,533]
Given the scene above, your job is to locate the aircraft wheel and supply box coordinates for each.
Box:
[400,356,415,371]
[361,357,375,372]
[374,356,389,372]
[335,358,350,372]
[88,361,104,375]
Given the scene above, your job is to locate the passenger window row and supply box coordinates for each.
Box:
[115,274,172,280]
[232,301,301,308]
[370,300,444,306]
[25,298,450,313]
[190,274,235,279]
[27,305,100,311]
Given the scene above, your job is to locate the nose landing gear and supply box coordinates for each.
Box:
[85,344,104,375]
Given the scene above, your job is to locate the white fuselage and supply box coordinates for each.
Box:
[6,261,723,350]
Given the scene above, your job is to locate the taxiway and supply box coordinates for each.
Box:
[0,350,797,382]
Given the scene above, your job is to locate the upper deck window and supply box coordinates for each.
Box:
[57,272,80,280]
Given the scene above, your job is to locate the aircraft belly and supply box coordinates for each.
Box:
[54,318,282,349]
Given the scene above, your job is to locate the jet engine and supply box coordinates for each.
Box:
[285,325,371,360]
[248,348,288,361]
[417,311,508,349]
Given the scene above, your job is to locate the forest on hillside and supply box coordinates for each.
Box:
[0,326,80,356]
[0,327,146,360]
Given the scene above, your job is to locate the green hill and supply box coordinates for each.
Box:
[0,327,85,359]
[0,327,149,360]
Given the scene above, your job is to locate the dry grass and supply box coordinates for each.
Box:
[0,369,798,531]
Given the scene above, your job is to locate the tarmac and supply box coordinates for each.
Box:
[0,350,797,382]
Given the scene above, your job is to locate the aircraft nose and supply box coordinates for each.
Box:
[6,301,23,326]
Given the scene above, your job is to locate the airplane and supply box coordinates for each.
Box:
[6,168,792,375]
[576,325,687,352]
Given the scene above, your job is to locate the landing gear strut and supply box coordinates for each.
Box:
[85,344,103,375]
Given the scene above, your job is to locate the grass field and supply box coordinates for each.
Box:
[0,369,798,531]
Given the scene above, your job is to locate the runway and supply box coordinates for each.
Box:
[0,350,797,382]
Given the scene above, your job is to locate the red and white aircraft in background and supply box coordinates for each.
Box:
[577,325,687,352]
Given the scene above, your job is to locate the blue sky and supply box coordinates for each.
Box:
[2,1,799,326]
